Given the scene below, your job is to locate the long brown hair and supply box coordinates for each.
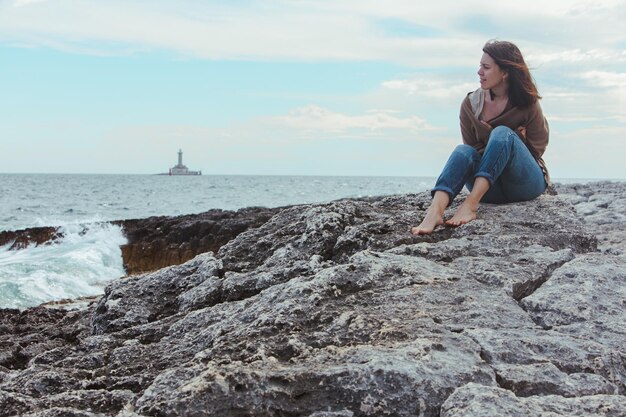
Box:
[483,40,541,108]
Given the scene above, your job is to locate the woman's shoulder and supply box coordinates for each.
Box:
[462,88,484,119]
[517,99,544,116]
[462,88,482,103]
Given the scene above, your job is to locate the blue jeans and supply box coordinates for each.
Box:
[432,126,546,204]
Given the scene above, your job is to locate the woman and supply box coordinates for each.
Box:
[412,40,549,235]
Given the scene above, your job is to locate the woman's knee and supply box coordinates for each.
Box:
[489,125,516,143]
[486,126,519,153]
[452,144,479,159]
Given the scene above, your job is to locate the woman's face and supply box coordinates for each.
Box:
[478,52,507,91]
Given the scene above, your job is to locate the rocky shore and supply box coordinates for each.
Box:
[0,181,624,416]
[0,207,281,276]
[116,207,280,275]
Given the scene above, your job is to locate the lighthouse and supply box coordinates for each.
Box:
[166,149,201,175]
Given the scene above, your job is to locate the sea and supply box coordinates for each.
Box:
[0,173,437,309]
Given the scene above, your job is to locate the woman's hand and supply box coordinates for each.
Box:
[480,120,493,130]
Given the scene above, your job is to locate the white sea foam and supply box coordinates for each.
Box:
[0,221,127,309]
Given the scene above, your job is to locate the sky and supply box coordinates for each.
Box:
[0,0,625,178]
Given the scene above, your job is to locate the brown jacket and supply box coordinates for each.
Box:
[460,88,550,182]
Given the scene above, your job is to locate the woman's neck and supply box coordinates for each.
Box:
[489,86,509,101]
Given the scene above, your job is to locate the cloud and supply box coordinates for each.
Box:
[547,115,602,123]
[577,71,626,117]
[546,125,626,179]
[526,49,626,65]
[579,71,626,88]
[83,115,455,176]
[267,105,437,137]
[382,77,476,100]
[12,0,47,7]
[2,0,623,67]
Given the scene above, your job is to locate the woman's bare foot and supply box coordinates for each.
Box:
[446,201,478,226]
[411,206,445,235]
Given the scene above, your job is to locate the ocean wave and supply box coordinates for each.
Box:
[0,221,127,309]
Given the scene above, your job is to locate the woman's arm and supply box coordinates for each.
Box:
[459,96,485,152]
[522,102,549,158]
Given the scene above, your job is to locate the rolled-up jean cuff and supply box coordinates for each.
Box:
[474,171,495,186]
[430,186,454,207]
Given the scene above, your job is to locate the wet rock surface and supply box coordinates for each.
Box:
[0,227,62,250]
[116,206,280,274]
[1,182,625,416]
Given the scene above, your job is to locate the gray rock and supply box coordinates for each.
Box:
[41,389,136,415]
[0,389,36,417]
[91,254,222,334]
[521,253,626,351]
[492,362,618,397]
[1,183,625,416]
[557,181,626,254]
[465,327,624,396]
[441,383,626,417]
